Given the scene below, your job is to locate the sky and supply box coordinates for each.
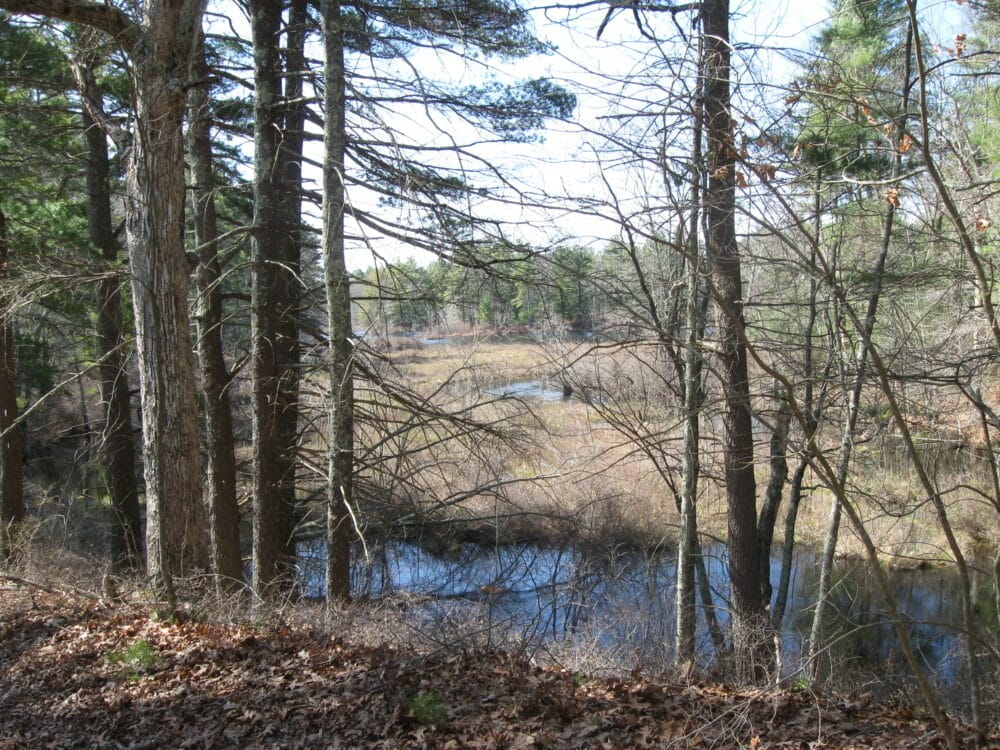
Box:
[336,0,841,271]
[329,0,830,271]
[210,0,972,272]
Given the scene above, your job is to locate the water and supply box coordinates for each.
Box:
[485,380,571,401]
[297,537,997,686]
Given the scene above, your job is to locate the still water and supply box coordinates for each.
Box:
[485,380,569,401]
[298,538,997,686]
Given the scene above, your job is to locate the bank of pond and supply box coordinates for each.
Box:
[297,535,998,705]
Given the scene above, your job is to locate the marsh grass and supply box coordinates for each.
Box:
[362,336,999,565]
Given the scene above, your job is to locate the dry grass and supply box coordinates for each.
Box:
[372,337,1000,565]
[387,339,555,393]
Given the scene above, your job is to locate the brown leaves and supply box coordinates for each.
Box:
[710,163,777,189]
[955,34,967,57]
[937,33,969,58]
[751,163,777,183]
[0,592,993,749]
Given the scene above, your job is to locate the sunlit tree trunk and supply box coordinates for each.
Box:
[323,0,353,603]
[0,0,220,589]
[675,31,703,667]
[701,0,768,677]
[128,55,210,587]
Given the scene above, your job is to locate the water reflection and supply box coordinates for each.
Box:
[297,538,996,686]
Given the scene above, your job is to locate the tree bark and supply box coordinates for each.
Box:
[0,206,24,567]
[125,2,211,586]
[771,456,807,628]
[675,30,703,667]
[275,0,309,585]
[675,253,702,668]
[79,69,142,572]
[250,0,296,598]
[701,0,768,676]
[188,32,243,591]
[756,392,790,605]
[1,0,213,588]
[323,0,353,603]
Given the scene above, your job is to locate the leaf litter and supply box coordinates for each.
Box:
[0,588,993,749]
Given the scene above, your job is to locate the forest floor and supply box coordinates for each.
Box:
[1,585,995,749]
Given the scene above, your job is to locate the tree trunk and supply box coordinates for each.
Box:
[250,0,296,598]
[771,456,807,628]
[756,392,790,606]
[250,0,295,597]
[275,0,308,582]
[80,82,142,572]
[188,32,242,591]
[127,18,210,587]
[701,0,767,677]
[676,259,702,669]
[323,0,353,603]
[675,31,703,667]
[0,0,211,593]
[0,206,24,567]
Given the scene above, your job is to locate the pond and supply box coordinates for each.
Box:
[485,380,572,401]
[297,537,998,689]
